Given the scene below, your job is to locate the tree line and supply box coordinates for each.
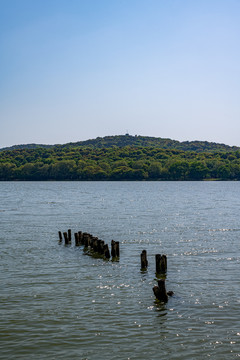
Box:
[1,145,240,181]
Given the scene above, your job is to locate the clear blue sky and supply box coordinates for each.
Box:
[1,0,240,147]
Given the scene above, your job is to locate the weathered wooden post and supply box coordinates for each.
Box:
[162,254,167,271]
[89,235,95,249]
[67,229,72,244]
[153,279,168,302]
[111,240,120,259]
[83,233,89,248]
[74,232,79,246]
[58,231,63,243]
[96,239,101,253]
[111,240,116,257]
[97,240,104,255]
[63,232,69,245]
[104,244,110,259]
[78,231,83,245]
[91,237,98,250]
[141,250,148,270]
[155,254,167,274]
[115,241,120,257]
[93,238,98,252]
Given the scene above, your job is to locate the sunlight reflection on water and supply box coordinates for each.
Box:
[0,181,239,359]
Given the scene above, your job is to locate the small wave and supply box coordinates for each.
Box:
[209,228,240,232]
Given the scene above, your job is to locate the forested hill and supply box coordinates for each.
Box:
[65,135,239,152]
[1,135,239,152]
[1,140,240,181]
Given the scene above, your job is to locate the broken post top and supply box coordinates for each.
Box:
[155,254,167,273]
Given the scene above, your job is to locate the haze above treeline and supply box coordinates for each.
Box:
[1,135,240,181]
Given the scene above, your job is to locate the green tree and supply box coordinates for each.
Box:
[167,161,189,180]
[187,161,208,180]
[50,160,76,180]
[0,163,16,180]
[81,165,107,180]
[148,162,163,179]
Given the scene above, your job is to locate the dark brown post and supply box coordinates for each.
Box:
[104,244,110,259]
[58,231,63,243]
[115,241,120,257]
[153,279,168,302]
[67,229,72,244]
[155,254,161,273]
[141,250,148,270]
[155,254,167,274]
[111,240,120,259]
[74,232,79,246]
[97,240,104,255]
[63,232,69,245]
[93,238,98,252]
[78,231,83,245]
[89,235,95,249]
[97,239,101,253]
[89,235,93,249]
[111,240,116,257]
[83,233,89,248]
[162,254,167,271]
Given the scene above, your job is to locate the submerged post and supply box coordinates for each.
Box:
[141,250,148,270]
[115,241,120,257]
[58,231,63,243]
[93,238,98,252]
[111,240,116,257]
[63,232,69,245]
[83,233,90,248]
[78,231,83,245]
[111,240,120,260]
[97,240,105,255]
[67,229,72,244]
[153,279,168,302]
[74,232,79,246]
[104,244,110,259]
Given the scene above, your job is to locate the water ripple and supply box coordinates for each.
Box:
[0,181,240,359]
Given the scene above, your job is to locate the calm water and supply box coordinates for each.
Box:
[0,181,239,359]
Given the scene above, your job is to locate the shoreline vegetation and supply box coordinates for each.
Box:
[1,135,240,181]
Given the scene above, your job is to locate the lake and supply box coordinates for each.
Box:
[0,181,239,359]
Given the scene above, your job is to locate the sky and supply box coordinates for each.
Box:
[1,0,240,148]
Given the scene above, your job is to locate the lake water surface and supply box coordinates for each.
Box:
[0,181,239,359]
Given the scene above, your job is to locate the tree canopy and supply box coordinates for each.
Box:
[1,144,240,181]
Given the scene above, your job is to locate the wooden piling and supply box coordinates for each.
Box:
[89,235,94,249]
[111,240,120,259]
[58,231,63,243]
[83,233,90,248]
[141,250,148,270]
[104,244,110,259]
[67,229,72,244]
[115,241,120,257]
[74,232,79,246]
[91,237,98,250]
[93,238,98,252]
[97,240,104,255]
[96,239,101,253]
[155,254,167,274]
[59,229,120,264]
[63,232,69,245]
[153,279,168,302]
[111,240,115,257]
[78,231,83,245]
[111,240,116,257]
